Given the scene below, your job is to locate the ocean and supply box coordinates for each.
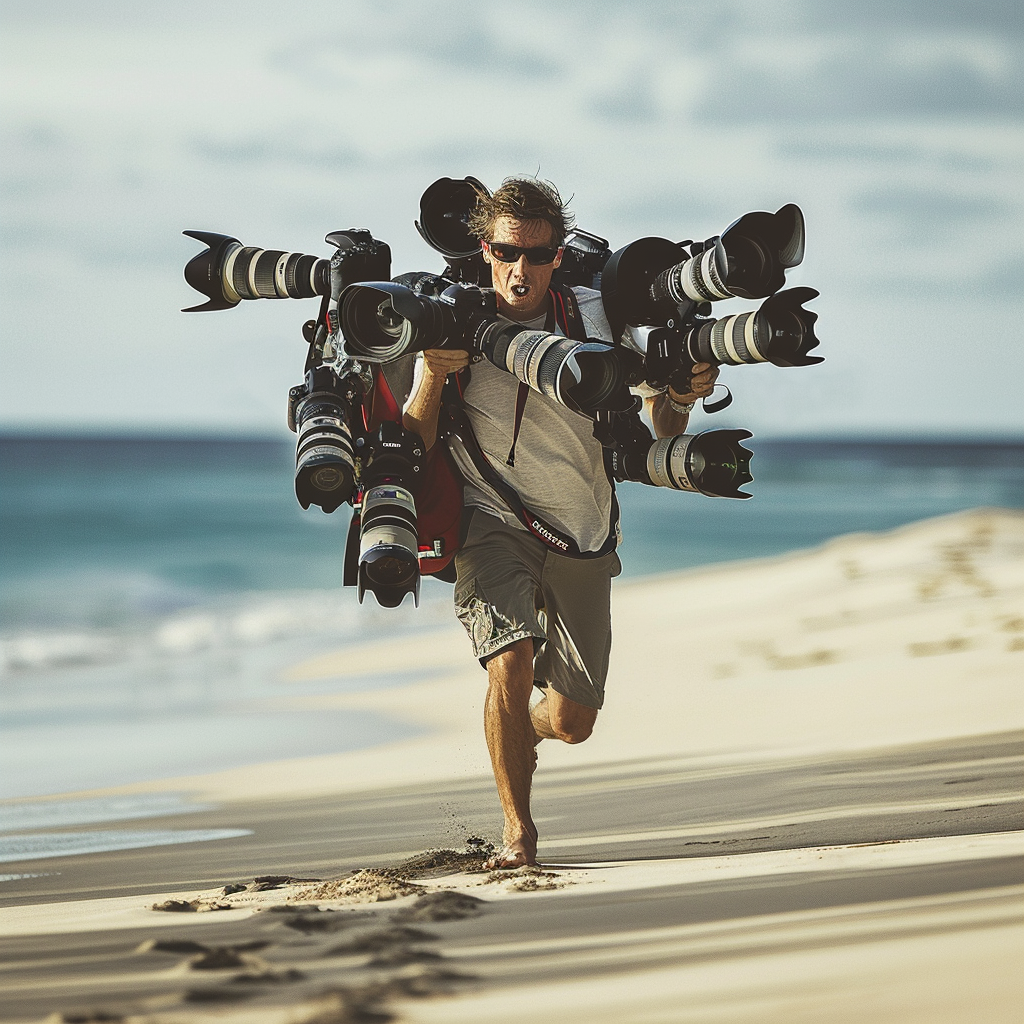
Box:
[2,434,1022,810]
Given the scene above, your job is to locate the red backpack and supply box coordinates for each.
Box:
[361,364,463,583]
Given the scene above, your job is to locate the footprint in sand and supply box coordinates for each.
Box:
[324,925,439,956]
[396,890,486,922]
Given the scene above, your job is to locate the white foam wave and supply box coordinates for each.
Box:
[0,829,253,864]
[0,582,453,677]
[0,632,122,674]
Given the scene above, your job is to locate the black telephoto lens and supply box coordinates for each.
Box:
[600,205,806,327]
[655,205,805,304]
[293,386,356,514]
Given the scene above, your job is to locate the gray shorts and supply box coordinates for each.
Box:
[453,509,621,710]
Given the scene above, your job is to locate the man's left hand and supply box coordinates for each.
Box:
[668,362,719,406]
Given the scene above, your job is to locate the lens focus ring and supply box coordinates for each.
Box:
[647,435,700,491]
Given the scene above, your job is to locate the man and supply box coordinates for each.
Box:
[404,178,717,867]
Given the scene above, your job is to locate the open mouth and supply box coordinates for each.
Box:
[511,285,530,298]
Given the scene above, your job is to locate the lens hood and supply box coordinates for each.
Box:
[719,204,805,299]
[415,176,489,259]
[182,230,243,312]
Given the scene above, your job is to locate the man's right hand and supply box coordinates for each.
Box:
[422,348,470,380]
[405,349,471,450]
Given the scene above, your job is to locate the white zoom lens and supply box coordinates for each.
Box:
[702,311,770,365]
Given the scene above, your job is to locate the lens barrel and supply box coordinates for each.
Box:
[653,239,731,304]
[358,484,420,607]
[354,421,425,608]
[477,323,630,414]
[687,287,822,369]
[293,391,356,513]
[600,205,806,327]
[612,428,753,498]
[224,247,329,302]
[689,310,769,365]
[183,230,330,312]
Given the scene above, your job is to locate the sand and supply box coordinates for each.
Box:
[0,507,1022,1023]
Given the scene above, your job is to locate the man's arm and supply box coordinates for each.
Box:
[402,349,470,450]
[647,362,720,438]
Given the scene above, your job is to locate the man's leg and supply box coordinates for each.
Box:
[485,661,601,869]
[483,638,539,868]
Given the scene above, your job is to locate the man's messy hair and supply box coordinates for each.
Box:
[467,177,575,247]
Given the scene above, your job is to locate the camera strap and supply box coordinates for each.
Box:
[504,285,582,468]
[443,285,620,560]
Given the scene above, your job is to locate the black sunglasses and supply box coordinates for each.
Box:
[484,241,561,266]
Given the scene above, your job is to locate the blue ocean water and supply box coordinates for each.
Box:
[1,434,1022,803]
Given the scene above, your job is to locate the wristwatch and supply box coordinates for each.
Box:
[667,395,696,415]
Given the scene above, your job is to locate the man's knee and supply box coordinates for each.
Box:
[547,697,598,744]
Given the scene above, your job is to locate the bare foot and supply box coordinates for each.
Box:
[485,832,537,869]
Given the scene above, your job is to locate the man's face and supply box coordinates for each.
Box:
[482,215,562,321]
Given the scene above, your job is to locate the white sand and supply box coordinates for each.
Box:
[3,508,1022,1024]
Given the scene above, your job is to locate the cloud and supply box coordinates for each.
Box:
[800,0,1024,37]
[872,251,1024,300]
[190,133,364,171]
[775,136,997,173]
[267,3,561,87]
[699,40,1024,123]
[850,184,1008,231]
[2,0,1023,433]
[588,78,663,124]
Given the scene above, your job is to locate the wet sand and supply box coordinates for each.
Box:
[1,508,1022,1023]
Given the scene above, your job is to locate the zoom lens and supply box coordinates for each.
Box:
[654,239,731,304]
[182,231,331,312]
[358,485,420,608]
[646,430,753,498]
[354,420,424,608]
[477,323,630,414]
[224,247,328,301]
[340,282,451,362]
[293,392,356,513]
[686,287,822,368]
[600,205,807,328]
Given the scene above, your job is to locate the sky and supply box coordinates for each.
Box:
[1,0,1021,438]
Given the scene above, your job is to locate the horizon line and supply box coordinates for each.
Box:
[1,428,1023,447]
